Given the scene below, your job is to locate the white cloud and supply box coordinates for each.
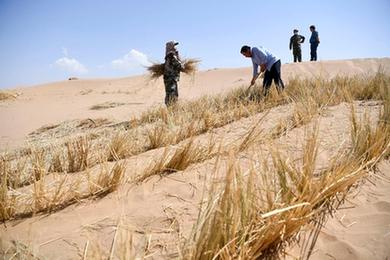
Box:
[111,49,152,70]
[55,57,88,74]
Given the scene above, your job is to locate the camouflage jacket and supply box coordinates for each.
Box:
[289,34,305,50]
[164,52,182,80]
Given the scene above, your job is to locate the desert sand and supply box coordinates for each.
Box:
[0,58,389,259]
[1,58,389,150]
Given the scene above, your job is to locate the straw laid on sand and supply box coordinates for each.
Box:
[147,58,200,80]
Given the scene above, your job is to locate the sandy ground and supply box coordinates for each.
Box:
[0,58,390,259]
[1,58,389,150]
[309,161,390,259]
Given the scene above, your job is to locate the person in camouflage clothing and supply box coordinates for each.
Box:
[164,41,183,106]
[289,29,305,62]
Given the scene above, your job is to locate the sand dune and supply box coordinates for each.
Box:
[1,58,389,150]
[0,58,389,259]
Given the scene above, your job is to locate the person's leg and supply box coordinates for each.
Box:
[297,48,302,62]
[164,78,178,106]
[271,60,285,93]
[262,70,272,96]
[164,78,169,105]
[173,80,178,101]
[310,44,314,61]
[293,49,297,62]
[313,44,318,61]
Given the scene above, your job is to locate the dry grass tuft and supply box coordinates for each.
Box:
[146,124,171,150]
[30,148,46,182]
[0,159,17,221]
[49,149,64,173]
[0,161,125,221]
[90,102,126,110]
[138,138,215,182]
[175,121,199,143]
[0,91,17,101]
[350,84,390,162]
[0,154,27,189]
[162,139,214,173]
[65,136,91,173]
[0,240,39,259]
[77,118,112,129]
[183,101,390,259]
[30,123,60,135]
[92,162,126,197]
[107,132,133,161]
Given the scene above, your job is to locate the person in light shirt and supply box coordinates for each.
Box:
[240,45,285,96]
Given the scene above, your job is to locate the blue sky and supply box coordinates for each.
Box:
[0,0,389,89]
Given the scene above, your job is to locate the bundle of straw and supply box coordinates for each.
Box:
[147,58,200,80]
[147,63,165,80]
[181,58,201,74]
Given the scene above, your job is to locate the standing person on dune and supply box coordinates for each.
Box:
[240,45,285,97]
[163,40,183,106]
[289,29,305,62]
[309,25,320,61]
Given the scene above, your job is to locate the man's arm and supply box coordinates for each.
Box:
[251,63,265,85]
[250,47,267,86]
[251,61,258,85]
[300,35,305,43]
[289,37,293,50]
[250,75,258,86]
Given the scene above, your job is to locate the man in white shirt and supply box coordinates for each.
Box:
[240,45,285,96]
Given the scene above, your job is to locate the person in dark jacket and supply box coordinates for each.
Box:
[309,25,320,61]
[163,41,183,106]
[289,29,305,62]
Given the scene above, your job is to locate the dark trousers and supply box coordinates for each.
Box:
[293,48,302,62]
[310,44,318,61]
[163,77,179,106]
[263,60,285,96]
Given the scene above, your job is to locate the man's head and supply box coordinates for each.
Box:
[310,25,316,32]
[165,41,179,56]
[240,45,252,58]
[293,29,298,34]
